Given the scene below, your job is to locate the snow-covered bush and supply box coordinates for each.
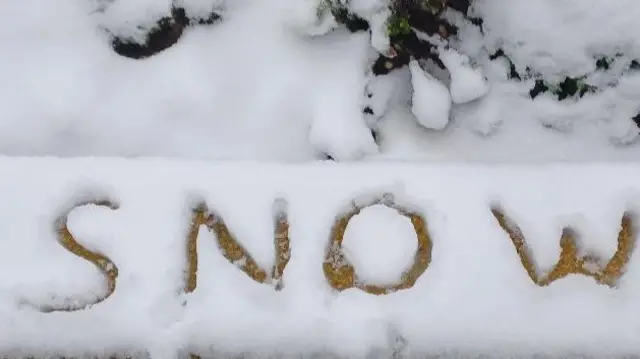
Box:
[306,0,489,139]
[469,0,640,144]
[323,0,640,149]
[91,0,640,159]
[95,0,224,59]
[3,0,640,162]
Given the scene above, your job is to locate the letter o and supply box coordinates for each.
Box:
[323,194,432,295]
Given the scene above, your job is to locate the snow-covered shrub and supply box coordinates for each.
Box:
[469,0,640,142]
[95,0,224,59]
[488,48,640,103]
[309,0,489,138]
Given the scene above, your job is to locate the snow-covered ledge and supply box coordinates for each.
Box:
[1,156,640,359]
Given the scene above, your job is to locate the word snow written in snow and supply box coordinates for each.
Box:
[18,192,638,315]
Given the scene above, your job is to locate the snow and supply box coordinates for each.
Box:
[344,0,392,55]
[0,0,377,162]
[4,0,640,356]
[409,59,452,130]
[472,0,640,81]
[342,204,418,286]
[439,48,490,104]
[176,0,225,19]
[281,0,337,36]
[363,69,409,130]
[2,0,640,161]
[307,32,380,161]
[97,0,173,42]
[366,8,392,56]
[1,157,640,357]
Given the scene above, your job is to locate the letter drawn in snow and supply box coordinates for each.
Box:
[323,194,432,295]
[491,206,637,287]
[38,200,119,312]
[185,198,291,294]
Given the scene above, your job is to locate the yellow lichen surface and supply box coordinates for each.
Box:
[184,202,291,359]
[323,199,432,295]
[45,200,119,312]
[185,203,291,293]
[491,207,636,287]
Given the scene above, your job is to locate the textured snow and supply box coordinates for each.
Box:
[176,0,225,19]
[3,1,640,356]
[342,204,418,285]
[440,48,490,104]
[0,157,639,358]
[97,0,173,41]
[474,0,640,81]
[1,0,640,161]
[409,59,452,130]
[307,31,380,161]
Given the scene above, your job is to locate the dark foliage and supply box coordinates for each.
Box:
[111,6,221,59]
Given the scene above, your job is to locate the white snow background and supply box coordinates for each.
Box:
[1,157,640,358]
[3,0,640,357]
[2,0,640,162]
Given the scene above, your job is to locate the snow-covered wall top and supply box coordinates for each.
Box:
[1,0,640,162]
[2,157,640,358]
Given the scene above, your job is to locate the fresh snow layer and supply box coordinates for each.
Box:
[98,0,174,41]
[1,157,640,357]
[472,0,640,81]
[409,60,452,131]
[342,204,418,286]
[439,48,490,104]
[2,0,640,162]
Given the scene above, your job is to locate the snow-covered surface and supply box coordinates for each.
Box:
[409,59,452,131]
[98,0,174,41]
[4,0,640,355]
[439,48,490,105]
[2,0,640,162]
[342,204,418,286]
[472,0,640,81]
[1,157,640,357]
